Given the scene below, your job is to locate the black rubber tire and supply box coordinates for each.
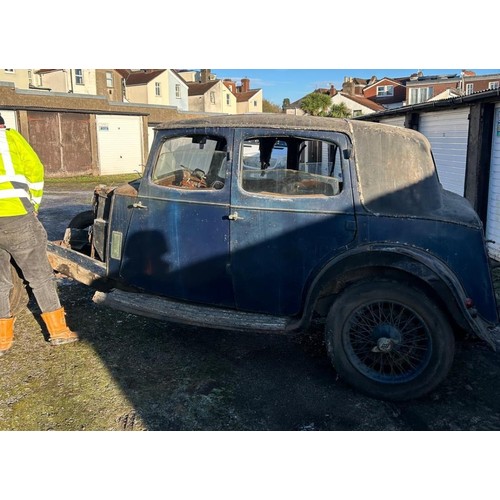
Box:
[68,210,94,229]
[67,210,94,255]
[325,279,455,401]
[9,261,29,316]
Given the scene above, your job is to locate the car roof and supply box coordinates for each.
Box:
[156,113,351,132]
[156,113,426,145]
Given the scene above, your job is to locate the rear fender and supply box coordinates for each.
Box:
[304,244,495,345]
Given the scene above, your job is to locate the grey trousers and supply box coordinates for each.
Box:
[0,213,61,318]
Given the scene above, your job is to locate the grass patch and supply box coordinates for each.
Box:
[45,174,140,190]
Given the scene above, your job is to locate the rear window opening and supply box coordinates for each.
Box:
[241,136,343,197]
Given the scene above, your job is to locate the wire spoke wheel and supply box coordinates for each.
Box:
[345,300,431,383]
[325,280,455,401]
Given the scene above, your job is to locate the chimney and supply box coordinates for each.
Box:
[200,69,211,83]
[224,79,236,93]
[241,78,250,92]
[342,78,354,95]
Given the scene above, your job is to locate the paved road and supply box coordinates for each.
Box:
[40,189,93,240]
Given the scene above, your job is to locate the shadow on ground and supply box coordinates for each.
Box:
[52,279,500,431]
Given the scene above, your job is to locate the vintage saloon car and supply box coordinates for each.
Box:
[41,114,500,400]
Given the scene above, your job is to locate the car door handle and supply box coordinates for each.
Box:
[228,211,244,221]
[132,202,147,209]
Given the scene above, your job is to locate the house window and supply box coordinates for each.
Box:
[4,69,14,73]
[75,69,84,85]
[155,82,161,96]
[466,83,474,95]
[377,85,394,97]
[106,72,114,88]
[253,100,257,107]
[489,81,499,90]
[210,91,215,104]
[226,94,231,106]
[408,87,433,104]
[352,109,363,117]
[175,84,181,98]
[28,70,33,85]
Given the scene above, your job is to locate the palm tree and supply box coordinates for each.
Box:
[300,93,332,117]
[328,102,351,118]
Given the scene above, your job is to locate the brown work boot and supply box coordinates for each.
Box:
[0,317,15,356]
[41,307,79,346]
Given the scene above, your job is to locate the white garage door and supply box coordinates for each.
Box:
[486,105,500,260]
[419,108,470,196]
[148,125,156,153]
[380,116,405,128]
[0,110,18,130]
[96,115,143,175]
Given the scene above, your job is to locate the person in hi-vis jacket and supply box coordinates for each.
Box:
[0,113,78,356]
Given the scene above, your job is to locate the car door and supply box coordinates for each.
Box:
[119,128,235,307]
[230,128,356,316]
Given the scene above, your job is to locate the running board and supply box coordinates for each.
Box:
[92,289,297,333]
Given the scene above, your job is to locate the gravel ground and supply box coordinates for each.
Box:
[2,183,500,432]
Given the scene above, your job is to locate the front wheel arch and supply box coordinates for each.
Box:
[325,278,455,401]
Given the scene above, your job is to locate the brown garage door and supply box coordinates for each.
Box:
[27,111,61,175]
[27,111,92,176]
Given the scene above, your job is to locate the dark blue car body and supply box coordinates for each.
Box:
[47,114,500,400]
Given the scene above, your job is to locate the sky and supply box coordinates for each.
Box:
[211,68,500,106]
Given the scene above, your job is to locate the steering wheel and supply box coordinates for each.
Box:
[191,168,206,181]
[178,165,207,188]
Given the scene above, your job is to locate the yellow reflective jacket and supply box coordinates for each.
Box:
[0,127,44,216]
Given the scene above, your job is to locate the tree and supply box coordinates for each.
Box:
[282,98,290,111]
[327,102,351,118]
[300,92,332,116]
[262,99,282,113]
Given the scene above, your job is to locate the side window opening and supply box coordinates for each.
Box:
[152,135,227,190]
[241,136,343,197]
